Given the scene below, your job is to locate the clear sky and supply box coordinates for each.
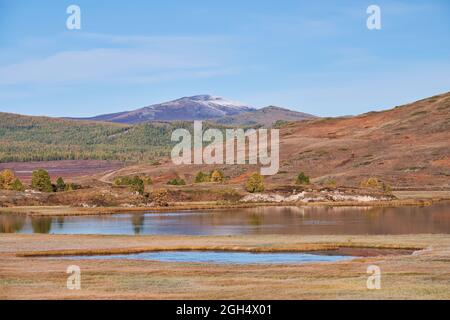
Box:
[0,0,449,117]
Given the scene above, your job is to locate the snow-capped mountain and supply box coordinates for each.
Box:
[81,95,256,124]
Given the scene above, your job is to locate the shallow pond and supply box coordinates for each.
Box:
[57,251,355,264]
[1,202,449,235]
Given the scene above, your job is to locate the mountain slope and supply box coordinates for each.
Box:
[80,95,256,124]
[99,92,450,189]
[273,92,450,188]
[214,106,316,127]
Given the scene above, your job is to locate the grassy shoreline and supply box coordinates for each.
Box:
[0,198,436,217]
[1,233,449,299]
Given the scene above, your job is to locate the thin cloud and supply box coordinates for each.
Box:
[0,33,239,86]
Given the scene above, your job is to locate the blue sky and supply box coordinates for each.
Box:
[0,0,449,117]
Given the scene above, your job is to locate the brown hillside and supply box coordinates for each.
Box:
[92,92,450,190]
[275,92,450,188]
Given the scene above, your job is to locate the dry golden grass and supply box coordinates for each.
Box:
[393,191,450,200]
[1,234,449,300]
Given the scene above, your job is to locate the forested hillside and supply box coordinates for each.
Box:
[0,113,177,162]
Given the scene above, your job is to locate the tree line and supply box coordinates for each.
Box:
[0,169,80,193]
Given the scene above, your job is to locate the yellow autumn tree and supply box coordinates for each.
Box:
[246,172,265,193]
[0,170,25,191]
[210,170,224,183]
[0,169,16,190]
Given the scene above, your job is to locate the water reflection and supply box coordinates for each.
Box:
[131,214,145,235]
[0,202,449,235]
[0,214,25,233]
[31,217,52,234]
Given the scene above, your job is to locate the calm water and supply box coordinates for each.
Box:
[1,202,449,235]
[59,251,354,264]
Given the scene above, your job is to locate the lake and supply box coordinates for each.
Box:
[58,251,355,264]
[1,202,449,235]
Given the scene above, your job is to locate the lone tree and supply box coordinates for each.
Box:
[31,169,53,193]
[56,177,66,192]
[295,172,310,185]
[246,172,265,193]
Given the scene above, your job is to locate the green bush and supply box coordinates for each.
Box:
[295,172,310,185]
[56,177,66,192]
[10,178,25,192]
[167,178,186,186]
[194,171,210,183]
[113,176,145,194]
[246,172,265,193]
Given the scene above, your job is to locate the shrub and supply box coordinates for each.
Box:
[167,178,186,186]
[295,172,310,185]
[360,177,382,189]
[382,182,392,193]
[142,176,153,186]
[113,176,132,186]
[10,178,25,192]
[246,172,265,193]
[56,177,66,192]
[325,178,337,188]
[31,169,53,192]
[64,183,81,191]
[194,171,210,183]
[113,176,145,194]
[131,176,145,195]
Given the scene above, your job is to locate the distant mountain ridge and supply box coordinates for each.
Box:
[79,95,256,124]
[214,105,317,126]
[75,95,316,125]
